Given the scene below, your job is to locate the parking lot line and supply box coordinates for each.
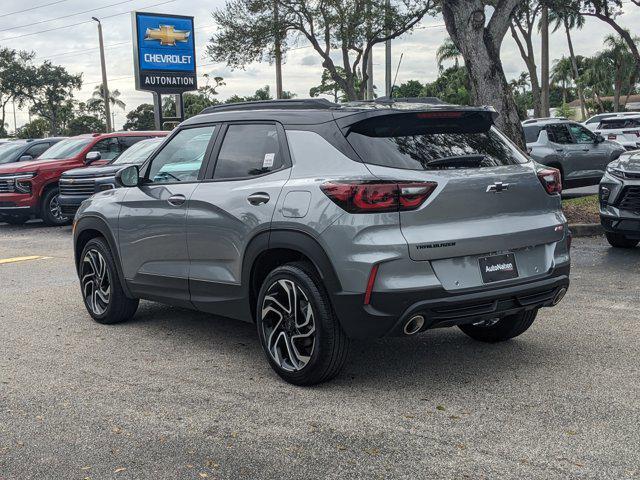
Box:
[0,255,50,265]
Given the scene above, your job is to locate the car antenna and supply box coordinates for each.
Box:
[390,52,404,99]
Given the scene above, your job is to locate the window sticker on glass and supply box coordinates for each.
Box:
[263,153,275,168]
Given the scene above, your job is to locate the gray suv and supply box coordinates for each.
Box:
[73,99,571,385]
[524,119,625,187]
[599,149,640,248]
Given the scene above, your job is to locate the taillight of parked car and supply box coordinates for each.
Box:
[320,181,437,213]
[622,130,640,137]
[537,168,562,195]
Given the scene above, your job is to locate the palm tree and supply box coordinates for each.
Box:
[603,34,639,111]
[87,85,126,119]
[436,38,461,72]
[551,56,574,105]
[548,4,587,120]
[581,53,614,113]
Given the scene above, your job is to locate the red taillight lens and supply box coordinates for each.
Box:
[320,181,437,213]
[537,168,562,195]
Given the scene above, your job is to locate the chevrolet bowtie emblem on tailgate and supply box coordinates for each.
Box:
[486,182,510,193]
[145,25,190,46]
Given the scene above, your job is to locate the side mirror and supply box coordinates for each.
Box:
[19,155,33,161]
[115,165,140,188]
[85,151,101,165]
[595,134,605,144]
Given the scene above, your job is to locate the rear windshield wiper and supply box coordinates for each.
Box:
[426,155,487,169]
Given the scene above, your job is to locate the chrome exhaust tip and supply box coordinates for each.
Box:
[552,287,567,306]
[403,315,425,335]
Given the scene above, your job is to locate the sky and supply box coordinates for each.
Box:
[1,0,639,131]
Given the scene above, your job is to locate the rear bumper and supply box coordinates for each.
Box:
[58,194,86,216]
[331,264,570,339]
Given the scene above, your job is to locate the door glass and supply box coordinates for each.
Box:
[93,138,121,160]
[214,124,282,179]
[25,143,50,158]
[546,124,574,144]
[119,136,151,149]
[568,124,596,144]
[147,126,215,183]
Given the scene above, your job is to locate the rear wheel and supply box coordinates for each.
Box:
[459,309,538,343]
[605,232,639,249]
[80,237,139,324]
[256,262,349,386]
[41,187,71,226]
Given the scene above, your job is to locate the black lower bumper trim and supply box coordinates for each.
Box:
[601,216,640,239]
[331,266,570,339]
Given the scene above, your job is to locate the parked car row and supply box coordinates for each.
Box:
[0,132,167,225]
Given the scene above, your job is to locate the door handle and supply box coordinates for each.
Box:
[247,192,270,205]
[167,194,186,206]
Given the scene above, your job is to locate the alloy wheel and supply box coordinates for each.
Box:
[81,249,111,316]
[261,279,316,372]
[49,194,68,222]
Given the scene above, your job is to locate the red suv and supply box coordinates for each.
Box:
[0,132,165,225]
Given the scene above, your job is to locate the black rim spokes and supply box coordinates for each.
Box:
[50,195,67,221]
[261,279,316,372]
[82,249,111,315]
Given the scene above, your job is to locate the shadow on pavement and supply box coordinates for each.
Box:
[123,301,561,391]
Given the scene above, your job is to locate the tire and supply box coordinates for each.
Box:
[79,237,139,324]
[605,232,639,249]
[4,215,29,225]
[40,187,71,226]
[459,309,538,343]
[256,262,349,386]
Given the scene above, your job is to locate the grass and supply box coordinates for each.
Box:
[562,194,600,224]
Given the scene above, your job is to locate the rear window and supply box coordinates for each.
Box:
[599,118,640,130]
[346,113,528,171]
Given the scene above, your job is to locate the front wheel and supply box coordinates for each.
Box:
[605,232,639,249]
[459,309,538,343]
[41,187,70,226]
[256,262,349,386]
[80,237,139,324]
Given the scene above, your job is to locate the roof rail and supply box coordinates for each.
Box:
[372,96,447,105]
[522,117,567,124]
[201,98,339,115]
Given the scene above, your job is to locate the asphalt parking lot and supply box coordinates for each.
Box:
[1,221,638,480]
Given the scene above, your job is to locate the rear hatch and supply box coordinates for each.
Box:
[343,109,566,290]
[597,118,640,147]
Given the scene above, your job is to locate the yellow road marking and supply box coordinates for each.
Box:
[0,255,50,265]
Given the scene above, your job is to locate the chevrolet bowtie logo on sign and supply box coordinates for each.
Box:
[144,25,190,46]
[133,12,197,94]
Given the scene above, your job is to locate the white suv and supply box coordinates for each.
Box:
[594,114,640,150]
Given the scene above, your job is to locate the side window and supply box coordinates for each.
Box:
[92,138,121,160]
[213,124,283,180]
[568,124,596,144]
[119,136,149,150]
[25,143,50,158]
[546,124,574,144]
[147,126,215,183]
[523,126,541,143]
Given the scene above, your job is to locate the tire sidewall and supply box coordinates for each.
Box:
[256,265,332,384]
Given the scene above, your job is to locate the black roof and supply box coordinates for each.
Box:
[186,98,497,127]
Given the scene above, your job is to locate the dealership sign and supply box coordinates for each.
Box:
[132,12,197,94]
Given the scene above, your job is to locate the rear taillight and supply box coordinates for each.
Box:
[537,168,562,195]
[320,181,437,213]
[623,130,640,137]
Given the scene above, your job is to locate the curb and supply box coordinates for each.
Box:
[568,223,604,237]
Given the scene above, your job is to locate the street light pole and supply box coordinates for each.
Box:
[92,17,112,133]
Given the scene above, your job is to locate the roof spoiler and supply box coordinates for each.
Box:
[336,106,499,135]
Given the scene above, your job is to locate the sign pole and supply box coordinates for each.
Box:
[152,92,163,130]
